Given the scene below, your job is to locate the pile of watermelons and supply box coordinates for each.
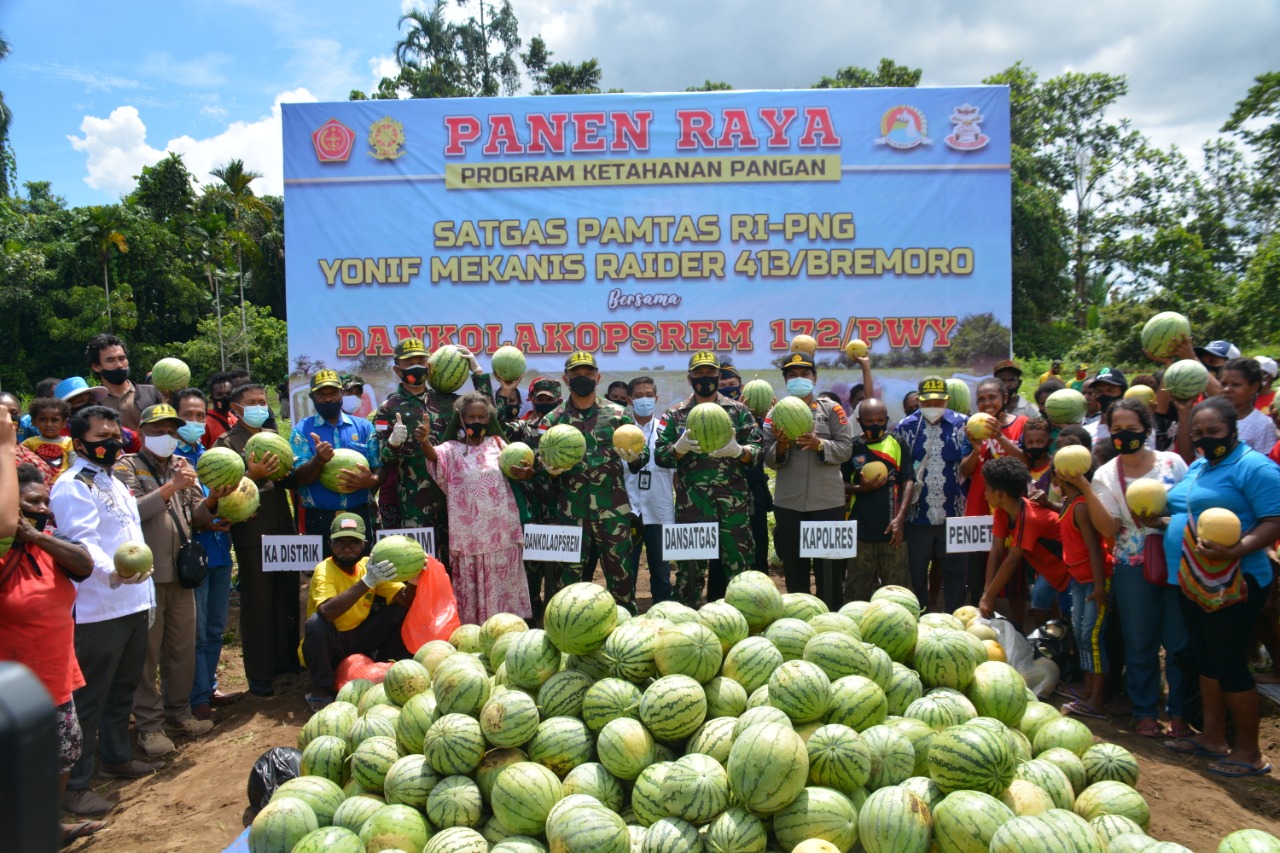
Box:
[247,573,1280,853]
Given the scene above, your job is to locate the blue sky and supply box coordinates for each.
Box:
[4,0,1278,207]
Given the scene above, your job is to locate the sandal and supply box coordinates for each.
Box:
[1062,700,1108,720]
[62,820,106,847]
[1053,684,1083,701]
[1207,759,1272,778]
[1166,718,1193,739]
[304,692,332,713]
[1134,717,1165,738]
[1162,737,1229,758]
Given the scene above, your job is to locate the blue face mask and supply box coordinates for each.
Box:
[241,405,271,428]
[786,377,814,398]
[177,421,205,445]
[631,397,656,417]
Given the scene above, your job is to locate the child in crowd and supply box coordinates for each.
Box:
[1022,418,1053,497]
[21,397,74,475]
[1057,464,1112,719]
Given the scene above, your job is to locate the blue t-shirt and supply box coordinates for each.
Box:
[17,414,39,443]
[895,409,973,526]
[290,413,381,511]
[175,441,233,568]
[1163,442,1280,586]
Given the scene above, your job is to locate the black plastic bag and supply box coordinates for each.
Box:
[1027,618,1080,683]
[246,746,302,812]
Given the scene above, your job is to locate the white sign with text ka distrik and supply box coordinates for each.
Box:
[376,527,436,556]
[800,520,859,558]
[523,525,583,562]
[262,535,324,572]
[663,523,720,560]
[946,516,994,553]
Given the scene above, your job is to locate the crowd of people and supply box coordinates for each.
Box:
[2,330,1279,844]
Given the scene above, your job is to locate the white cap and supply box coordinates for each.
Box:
[1256,355,1278,379]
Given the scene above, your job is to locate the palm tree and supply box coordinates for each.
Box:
[395,1,465,98]
[1,31,13,196]
[193,212,230,368]
[207,160,272,372]
[79,206,129,332]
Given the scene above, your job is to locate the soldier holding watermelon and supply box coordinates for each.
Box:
[655,351,761,606]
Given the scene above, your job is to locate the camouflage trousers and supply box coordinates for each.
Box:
[672,494,755,608]
[552,512,637,613]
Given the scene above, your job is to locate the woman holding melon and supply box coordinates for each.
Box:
[1073,398,1190,738]
[1151,397,1280,776]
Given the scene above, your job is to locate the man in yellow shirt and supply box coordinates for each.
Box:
[302,513,414,707]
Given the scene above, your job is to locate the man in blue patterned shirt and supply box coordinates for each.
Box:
[291,369,381,556]
[895,375,979,611]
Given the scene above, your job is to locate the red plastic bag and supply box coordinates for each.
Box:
[401,555,461,653]
[333,654,393,691]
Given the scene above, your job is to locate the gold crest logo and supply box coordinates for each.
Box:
[369,116,406,160]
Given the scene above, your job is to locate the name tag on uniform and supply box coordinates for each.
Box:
[946,516,994,553]
[800,521,859,558]
[524,524,582,562]
[376,527,436,557]
[638,470,651,490]
[663,523,719,560]
[262,535,323,572]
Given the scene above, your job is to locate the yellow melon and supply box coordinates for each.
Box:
[1053,445,1092,478]
[967,622,998,642]
[1125,478,1167,517]
[1198,507,1241,547]
[860,460,888,484]
[953,605,980,625]
[612,423,646,455]
[844,338,869,359]
[984,640,1006,662]
[1124,385,1156,406]
[967,412,998,441]
[790,334,818,355]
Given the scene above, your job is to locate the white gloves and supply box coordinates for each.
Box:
[388,413,408,448]
[709,437,743,459]
[616,446,640,463]
[109,567,154,588]
[455,345,481,374]
[674,430,701,455]
[541,459,568,476]
[363,559,399,589]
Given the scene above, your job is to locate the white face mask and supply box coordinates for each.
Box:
[144,432,179,458]
[921,407,945,424]
[341,395,362,414]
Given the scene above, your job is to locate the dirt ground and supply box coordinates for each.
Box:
[71,570,1280,853]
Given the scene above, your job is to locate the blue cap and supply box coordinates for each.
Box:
[56,377,109,403]
[1195,340,1240,360]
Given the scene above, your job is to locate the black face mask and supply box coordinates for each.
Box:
[1096,394,1120,414]
[23,512,49,533]
[99,367,129,385]
[212,396,232,413]
[721,386,741,401]
[1024,445,1050,461]
[690,376,719,398]
[533,400,558,416]
[568,376,597,398]
[1111,429,1147,455]
[399,365,428,387]
[314,399,343,420]
[80,437,123,468]
[464,422,487,438]
[1193,433,1235,461]
[333,553,361,569]
[860,423,887,442]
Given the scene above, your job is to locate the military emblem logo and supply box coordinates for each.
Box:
[369,116,406,160]
[875,106,930,150]
[312,118,355,163]
[945,104,990,152]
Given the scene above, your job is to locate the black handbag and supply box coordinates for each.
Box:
[140,453,208,589]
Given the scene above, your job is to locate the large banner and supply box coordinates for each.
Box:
[282,88,1010,418]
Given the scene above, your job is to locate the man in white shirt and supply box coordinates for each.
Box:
[50,406,160,817]
[623,376,675,603]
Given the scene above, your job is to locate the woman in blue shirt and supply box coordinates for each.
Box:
[1154,397,1280,777]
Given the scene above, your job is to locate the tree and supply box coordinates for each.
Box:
[949,313,1012,372]
[206,160,273,372]
[177,302,288,386]
[522,36,601,95]
[192,213,230,369]
[455,0,522,97]
[77,205,129,333]
[0,31,11,197]
[379,0,522,99]
[1223,72,1280,181]
[132,153,197,223]
[813,58,921,89]
[686,80,733,92]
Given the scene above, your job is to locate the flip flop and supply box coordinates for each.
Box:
[1053,685,1083,701]
[62,820,106,847]
[1134,717,1165,738]
[1166,719,1193,739]
[304,693,332,713]
[1062,700,1108,720]
[1207,760,1272,778]
[1162,737,1229,758]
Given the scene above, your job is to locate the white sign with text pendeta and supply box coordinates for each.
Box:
[523,524,583,562]
[262,535,324,572]
[376,527,436,556]
[800,520,859,558]
[663,523,720,560]
[946,515,994,553]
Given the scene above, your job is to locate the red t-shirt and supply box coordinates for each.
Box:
[1270,441,1280,467]
[203,409,238,449]
[1059,495,1113,583]
[964,416,1027,517]
[0,538,85,704]
[1256,389,1276,413]
[993,496,1069,591]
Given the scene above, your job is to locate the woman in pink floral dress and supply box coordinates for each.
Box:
[422,392,531,623]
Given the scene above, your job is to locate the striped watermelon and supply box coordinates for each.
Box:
[499,441,535,479]
[722,636,783,693]
[724,570,783,631]
[946,378,972,414]
[640,816,701,853]
[745,683,770,709]
[216,477,260,523]
[765,617,818,661]
[630,761,674,827]
[639,674,707,741]
[450,624,482,652]
[196,446,245,489]
[726,721,809,815]
[490,840,550,853]
[395,691,438,753]
[1039,809,1107,852]
[249,797,319,853]
[537,669,592,719]
[1015,758,1076,810]
[272,776,344,828]
[1082,742,1140,787]
[150,357,191,394]
[782,591,829,621]
[662,752,731,824]
[686,402,734,452]
[1036,747,1088,796]
[423,713,486,775]
[479,689,540,748]
[1140,311,1191,359]
[370,536,426,584]
[769,396,815,440]
[803,631,874,681]
[654,622,723,683]
[244,430,294,480]
[808,612,862,640]
[927,723,1014,796]
[527,715,595,777]
[429,344,471,392]
[350,736,401,793]
[921,612,965,631]
[382,659,430,705]
[1217,829,1280,852]
[381,754,439,810]
[685,716,737,765]
[491,345,527,382]
[334,678,371,707]
[697,601,750,653]
[1044,389,1087,425]
[300,735,348,786]
[870,584,921,617]
[927,687,977,721]
[647,600,701,622]
[704,806,767,853]
[330,796,384,834]
[884,663,924,715]
[596,717,655,781]
[839,600,869,623]
[860,724,916,790]
[491,761,563,835]
[806,723,872,794]
[859,600,917,662]
[1164,358,1210,401]
[899,775,944,810]
[545,801,629,853]
[319,449,368,494]
[364,703,399,726]
[857,786,932,853]
[913,629,979,690]
[565,650,612,681]
[733,704,791,738]
[825,675,887,732]
[886,717,936,777]
[1018,701,1061,740]
[933,790,1016,853]
[432,654,492,717]
[359,804,431,853]
[987,815,1074,853]
[768,659,831,724]
[740,379,775,419]
[540,423,587,470]
[290,826,364,853]
[964,661,1028,727]
[581,677,642,732]
[702,676,748,718]
[423,827,488,853]
[480,612,528,656]
[1089,814,1146,846]
[425,774,483,829]
[772,786,859,851]
[562,762,625,811]
[545,582,617,655]
[1073,781,1150,830]
[1033,716,1094,757]
[474,747,527,801]
[504,629,561,690]
[603,621,660,683]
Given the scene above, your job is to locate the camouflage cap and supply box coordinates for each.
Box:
[529,377,562,399]
[340,373,365,391]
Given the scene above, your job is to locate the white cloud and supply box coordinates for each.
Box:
[15,61,140,92]
[68,88,318,197]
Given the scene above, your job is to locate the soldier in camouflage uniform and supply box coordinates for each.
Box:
[536,352,647,610]
[373,338,493,568]
[654,351,762,606]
